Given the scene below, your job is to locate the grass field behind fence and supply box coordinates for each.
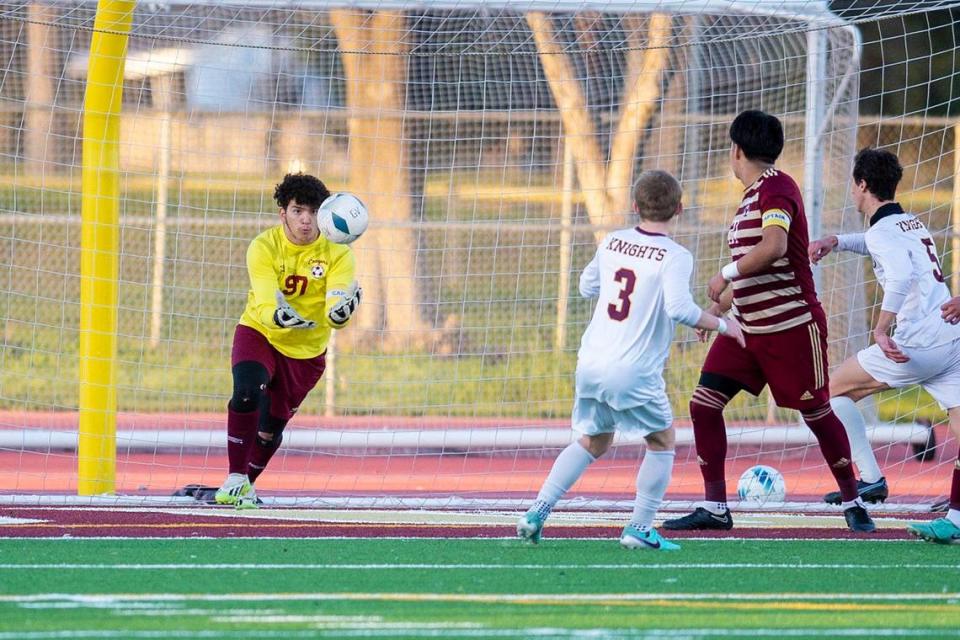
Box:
[0,178,950,421]
[1,538,958,639]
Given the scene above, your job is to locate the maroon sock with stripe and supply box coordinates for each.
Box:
[690,387,731,502]
[226,408,258,475]
[802,405,858,502]
[247,433,282,484]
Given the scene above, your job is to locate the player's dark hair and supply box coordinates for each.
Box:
[633,170,682,222]
[729,110,784,164]
[273,173,330,209]
[852,148,902,201]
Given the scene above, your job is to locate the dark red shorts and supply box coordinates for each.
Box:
[231,324,326,420]
[701,316,830,410]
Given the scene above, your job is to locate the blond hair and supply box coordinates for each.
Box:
[633,170,682,222]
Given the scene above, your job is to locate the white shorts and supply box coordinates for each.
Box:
[857,338,960,410]
[571,395,673,437]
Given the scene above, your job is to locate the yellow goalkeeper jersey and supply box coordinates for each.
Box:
[238,225,356,359]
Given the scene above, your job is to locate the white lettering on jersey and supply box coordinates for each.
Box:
[576,228,700,410]
[867,213,960,348]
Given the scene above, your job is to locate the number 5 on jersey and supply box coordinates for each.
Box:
[608,268,636,321]
[921,238,945,283]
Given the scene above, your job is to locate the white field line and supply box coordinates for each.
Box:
[300,632,960,639]
[0,494,938,513]
[0,630,958,640]
[2,592,959,604]
[0,562,958,571]
[106,508,928,528]
[0,517,44,525]
[0,536,924,542]
[208,617,481,629]
[0,505,932,519]
[306,631,954,639]
[111,608,276,617]
[18,603,283,617]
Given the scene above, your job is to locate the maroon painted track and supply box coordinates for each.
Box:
[0,507,929,539]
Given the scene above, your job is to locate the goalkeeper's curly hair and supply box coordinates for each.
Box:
[273,173,331,210]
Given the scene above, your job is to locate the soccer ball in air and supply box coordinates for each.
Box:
[737,465,786,505]
[318,192,368,245]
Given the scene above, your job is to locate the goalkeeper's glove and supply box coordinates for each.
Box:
[328,281,362,327]
[273,290,316,329]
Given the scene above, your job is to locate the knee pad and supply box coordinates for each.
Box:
[256,413,289,448]
[230,361,270,413]
[696,372,744,398]
[255,432,283,448]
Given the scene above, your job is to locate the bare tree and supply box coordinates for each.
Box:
[527,12,673,240]
[329,9,434,349]
[25,2,57,175]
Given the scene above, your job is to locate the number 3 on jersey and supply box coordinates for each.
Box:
[607,268,636,321]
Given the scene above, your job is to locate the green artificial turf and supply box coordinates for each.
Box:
[0,539,957,639]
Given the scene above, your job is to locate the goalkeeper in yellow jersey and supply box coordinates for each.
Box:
[214,173,362,509]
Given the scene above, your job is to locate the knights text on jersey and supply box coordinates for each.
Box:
[727,168,821,334]
[576,227,700,410]
[866,212,960,348]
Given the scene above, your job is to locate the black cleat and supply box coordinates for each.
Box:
[662,507,733,531]
[824,477,888,505]
[843,504,876,533]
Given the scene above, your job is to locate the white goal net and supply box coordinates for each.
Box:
[0,0,957,509]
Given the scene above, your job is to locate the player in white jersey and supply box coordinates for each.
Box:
[517,170,745,550]
[809,148,960,543]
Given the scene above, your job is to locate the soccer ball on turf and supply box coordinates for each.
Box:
[318,192,368,245]
[737,465,786,504]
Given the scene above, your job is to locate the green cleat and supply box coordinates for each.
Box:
[235,485,260,510]
[907,517,960,544]
[214,473,252,506]
[516,510,545,544]
[620,525,680,551]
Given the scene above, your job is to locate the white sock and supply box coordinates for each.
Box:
[831,396,883,483]
[947,509,960,528]
[630,449,675,529]
[702,501,728,515]
[533,441,596,516]
[223,472,247,487]
[841,498,865,510]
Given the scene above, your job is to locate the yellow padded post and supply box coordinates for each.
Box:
[78,0,134,495]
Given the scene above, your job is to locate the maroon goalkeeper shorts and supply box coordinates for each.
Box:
[701,315,830,410]
[231,324,326,419]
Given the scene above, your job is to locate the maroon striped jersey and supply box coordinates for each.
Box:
[727,168,821,334]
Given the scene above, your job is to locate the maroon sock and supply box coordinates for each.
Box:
[802,405,858,503]
[227,408,259,475]
[247,433,282,484]
[690,387,731,502]
[950,458,960,511]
